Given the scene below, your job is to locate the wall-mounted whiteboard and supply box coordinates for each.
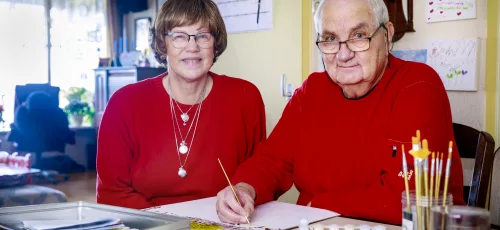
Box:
[427,38,479,91]
[214,0,273,34]
[426,0,476,23]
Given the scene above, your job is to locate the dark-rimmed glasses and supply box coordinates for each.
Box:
[316,24,386,54]
[164,32,214,49]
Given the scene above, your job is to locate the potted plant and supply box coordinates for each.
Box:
[62,87,94,127]
[64,100,91,126]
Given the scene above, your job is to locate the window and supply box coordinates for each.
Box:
[50,0,107,98]
[0,0,107,130]
[0,0,48,130]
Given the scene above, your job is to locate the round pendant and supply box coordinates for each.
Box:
[179,143,188,154]
[181,113,189,123]
[178,167,187,178]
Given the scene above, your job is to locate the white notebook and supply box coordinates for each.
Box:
[145,196,340,229]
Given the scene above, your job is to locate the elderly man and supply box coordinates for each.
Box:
[216,0,465,225]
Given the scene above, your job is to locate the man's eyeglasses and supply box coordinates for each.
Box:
[164,32,214,49]
[316,24,386,54]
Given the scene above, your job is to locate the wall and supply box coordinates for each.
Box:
[211,0,303,134]
[392,0,487,132]
[498,0,500,144]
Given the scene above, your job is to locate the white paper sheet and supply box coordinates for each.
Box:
[426,0,476,23]
[145,197,340,229]
[213,0,273,34]
[427,38,479,91]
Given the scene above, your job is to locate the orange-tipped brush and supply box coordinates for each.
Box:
[442,141,453,206]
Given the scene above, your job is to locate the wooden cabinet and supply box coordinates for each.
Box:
[93,67,166,127]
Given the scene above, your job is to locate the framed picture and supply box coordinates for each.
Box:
[98,58,110,67]
[157,0,167,12]
[135,17,152,51]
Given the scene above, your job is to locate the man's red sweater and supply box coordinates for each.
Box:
[231,55,465,225]
[96,72,266,209]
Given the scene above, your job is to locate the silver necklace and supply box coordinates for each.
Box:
[168,77,207,178]
[168,77,207,154]
[174,99,196,126]
[171,81,207,126]
[171,101,201,154]
[170,98,202,177]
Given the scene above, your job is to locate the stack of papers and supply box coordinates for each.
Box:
[22,218,127,230]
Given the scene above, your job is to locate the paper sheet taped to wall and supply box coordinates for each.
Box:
[426,0,476,23]
[427,38,479,91]
[214,0,273,34]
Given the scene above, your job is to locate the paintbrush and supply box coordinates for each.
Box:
[442,141,453,206]
[402,144,411,212]
[430,152,436,207]
[217,158,251,225]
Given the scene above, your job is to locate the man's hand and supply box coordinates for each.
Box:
[216,183,256,224]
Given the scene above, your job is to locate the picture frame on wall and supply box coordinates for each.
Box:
[157,0,167,12]
[135,17,151,51]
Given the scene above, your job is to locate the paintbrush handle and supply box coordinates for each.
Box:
[218,158,251,224]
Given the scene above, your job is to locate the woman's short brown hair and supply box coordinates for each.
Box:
[150,0,228,66]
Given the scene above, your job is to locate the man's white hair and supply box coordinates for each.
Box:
[313,0,389,33]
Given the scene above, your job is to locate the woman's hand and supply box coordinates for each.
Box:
[216,183,256,224]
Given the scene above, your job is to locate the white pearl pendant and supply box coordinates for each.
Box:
[181,113,189,125]
[179,143,188,154]
[178,167,187,178]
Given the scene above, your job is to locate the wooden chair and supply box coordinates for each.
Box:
[490,147,500,228]
[452,123,495,208]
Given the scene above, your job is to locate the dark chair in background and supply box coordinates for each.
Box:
[452,123,496,209]
[6,84,84,183]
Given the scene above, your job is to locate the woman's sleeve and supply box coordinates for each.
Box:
[96,89,152,209]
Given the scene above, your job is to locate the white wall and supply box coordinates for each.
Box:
[211,0,303,135]
[392,1,487,131]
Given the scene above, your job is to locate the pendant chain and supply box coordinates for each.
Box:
[167,76,208,177]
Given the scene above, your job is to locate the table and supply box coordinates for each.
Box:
[310,217,400,230]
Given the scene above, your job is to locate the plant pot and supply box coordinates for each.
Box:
[71,114,84,127]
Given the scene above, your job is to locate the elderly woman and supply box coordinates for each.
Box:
[96,0,266,209]
[216,0,464,225]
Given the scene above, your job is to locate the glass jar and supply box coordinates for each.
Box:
[430,205,490,230]
[402,190,453,230]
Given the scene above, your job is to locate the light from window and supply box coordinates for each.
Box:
[49,0,107,126]
[0,0,48,130]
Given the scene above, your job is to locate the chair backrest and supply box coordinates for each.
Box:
[8,85,75,153]
[453,123,496,208]
[14,84,59,112]
[490,147,500,227]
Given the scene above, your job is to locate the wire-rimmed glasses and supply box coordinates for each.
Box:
[164,31,214,49]
[316,24,386,54]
